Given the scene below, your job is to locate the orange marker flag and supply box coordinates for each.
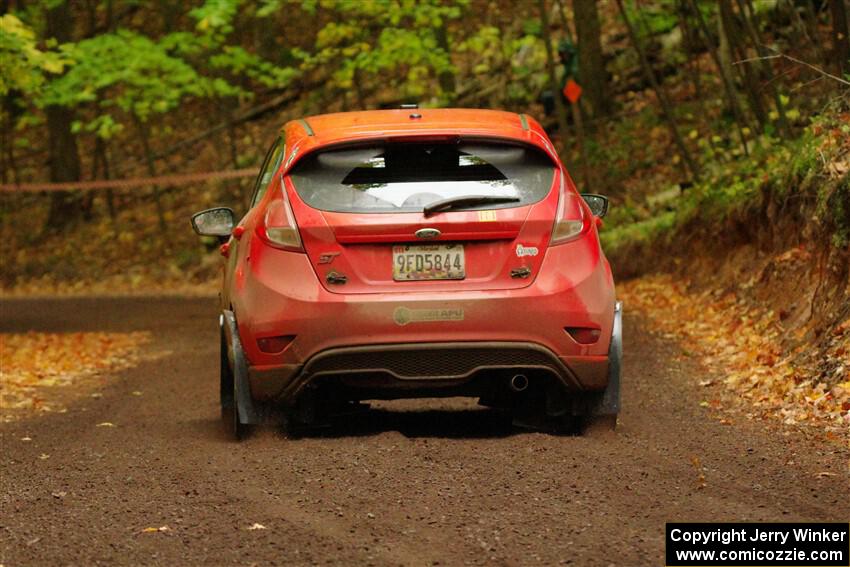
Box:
[563,79,582,104]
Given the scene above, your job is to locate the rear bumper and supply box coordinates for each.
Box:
[233,235,616,401]
[249,340,607,403]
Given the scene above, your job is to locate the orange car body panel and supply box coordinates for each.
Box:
[222,109,616,402]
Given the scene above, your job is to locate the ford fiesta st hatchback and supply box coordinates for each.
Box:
[192,108,621,439]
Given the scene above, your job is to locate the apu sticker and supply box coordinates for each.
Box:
[478,210,497,222]
[516,244,539,257]
[393,307,464,326]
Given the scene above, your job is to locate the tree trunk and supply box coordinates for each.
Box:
[615,0,700,181]
[134,116,167,231]
[677,0,722,150]
[158,0,180,33]
[2,93,21,185]
[94,137,116,221]
[44,1,84,233]
[555,0,574,40]
[569,102,591,190]
[539,0,572,166]
[829,0,849,78]
[737,0,790,138]
[686,0,750,154]
[572,0,609,118]
[677,0,702,101]
[719,0,768,133]
[787,0,826,65]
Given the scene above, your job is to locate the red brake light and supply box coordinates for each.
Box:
[550,171,589,245]
[257,184,303,252]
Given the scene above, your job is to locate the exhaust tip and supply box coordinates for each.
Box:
[509,374,529,392]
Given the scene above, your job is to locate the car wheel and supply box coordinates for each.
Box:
[546,413,582,435]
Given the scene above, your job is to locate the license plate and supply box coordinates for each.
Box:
[392,244,465,281]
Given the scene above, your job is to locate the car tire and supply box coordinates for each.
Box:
[548,414,583,435]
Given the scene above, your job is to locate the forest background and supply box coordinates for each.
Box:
[1,0,849,433]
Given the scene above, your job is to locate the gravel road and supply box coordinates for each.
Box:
[1,296,847,566]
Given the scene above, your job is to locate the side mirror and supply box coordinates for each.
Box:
[581,194,609,218]
[191,207,235,237]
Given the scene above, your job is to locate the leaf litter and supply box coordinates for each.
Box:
[620,275,849,445]
[0,331,151,420]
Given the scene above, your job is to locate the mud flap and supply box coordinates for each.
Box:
[591,301,622,416]
[222,310,261,425]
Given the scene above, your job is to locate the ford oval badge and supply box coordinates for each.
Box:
[415,228,441,240]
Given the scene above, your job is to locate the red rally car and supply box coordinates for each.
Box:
[191,108,621,439]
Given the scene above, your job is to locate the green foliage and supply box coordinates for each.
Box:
[456,25,547,105]
[601,210,676,252]
[301,0,468,102]
[190,0,242,38]
[41,30,240,128]
[5,0,300,146]
[209,46,298,89]
[0,14,68,96]
[626,0,679,37]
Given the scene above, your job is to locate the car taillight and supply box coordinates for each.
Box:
[550,172,589,245]
[257,185,303,252]
[565,327,601,344]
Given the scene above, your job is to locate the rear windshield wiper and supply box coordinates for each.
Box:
[423,195,520,217]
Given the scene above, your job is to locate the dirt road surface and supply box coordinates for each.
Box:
[2,297,848,566]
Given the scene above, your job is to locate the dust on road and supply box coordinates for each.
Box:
[1,297,847,566]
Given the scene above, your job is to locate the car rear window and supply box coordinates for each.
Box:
[288,141,555,213]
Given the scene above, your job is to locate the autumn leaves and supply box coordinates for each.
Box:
[0,331,150,419]
[620,275,850,443]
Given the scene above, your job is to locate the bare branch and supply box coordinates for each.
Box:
[733,51,850,87]
[732,54,782,65]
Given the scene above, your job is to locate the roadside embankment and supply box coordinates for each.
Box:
[606,108,850,442]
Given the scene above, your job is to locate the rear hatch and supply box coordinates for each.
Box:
[286,138,560,294]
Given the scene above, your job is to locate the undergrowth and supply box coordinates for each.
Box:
[602,102,850,260]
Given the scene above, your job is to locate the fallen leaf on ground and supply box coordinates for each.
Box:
[247,523,267,530]
[141,526,169,533]
[96,422,115,428]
